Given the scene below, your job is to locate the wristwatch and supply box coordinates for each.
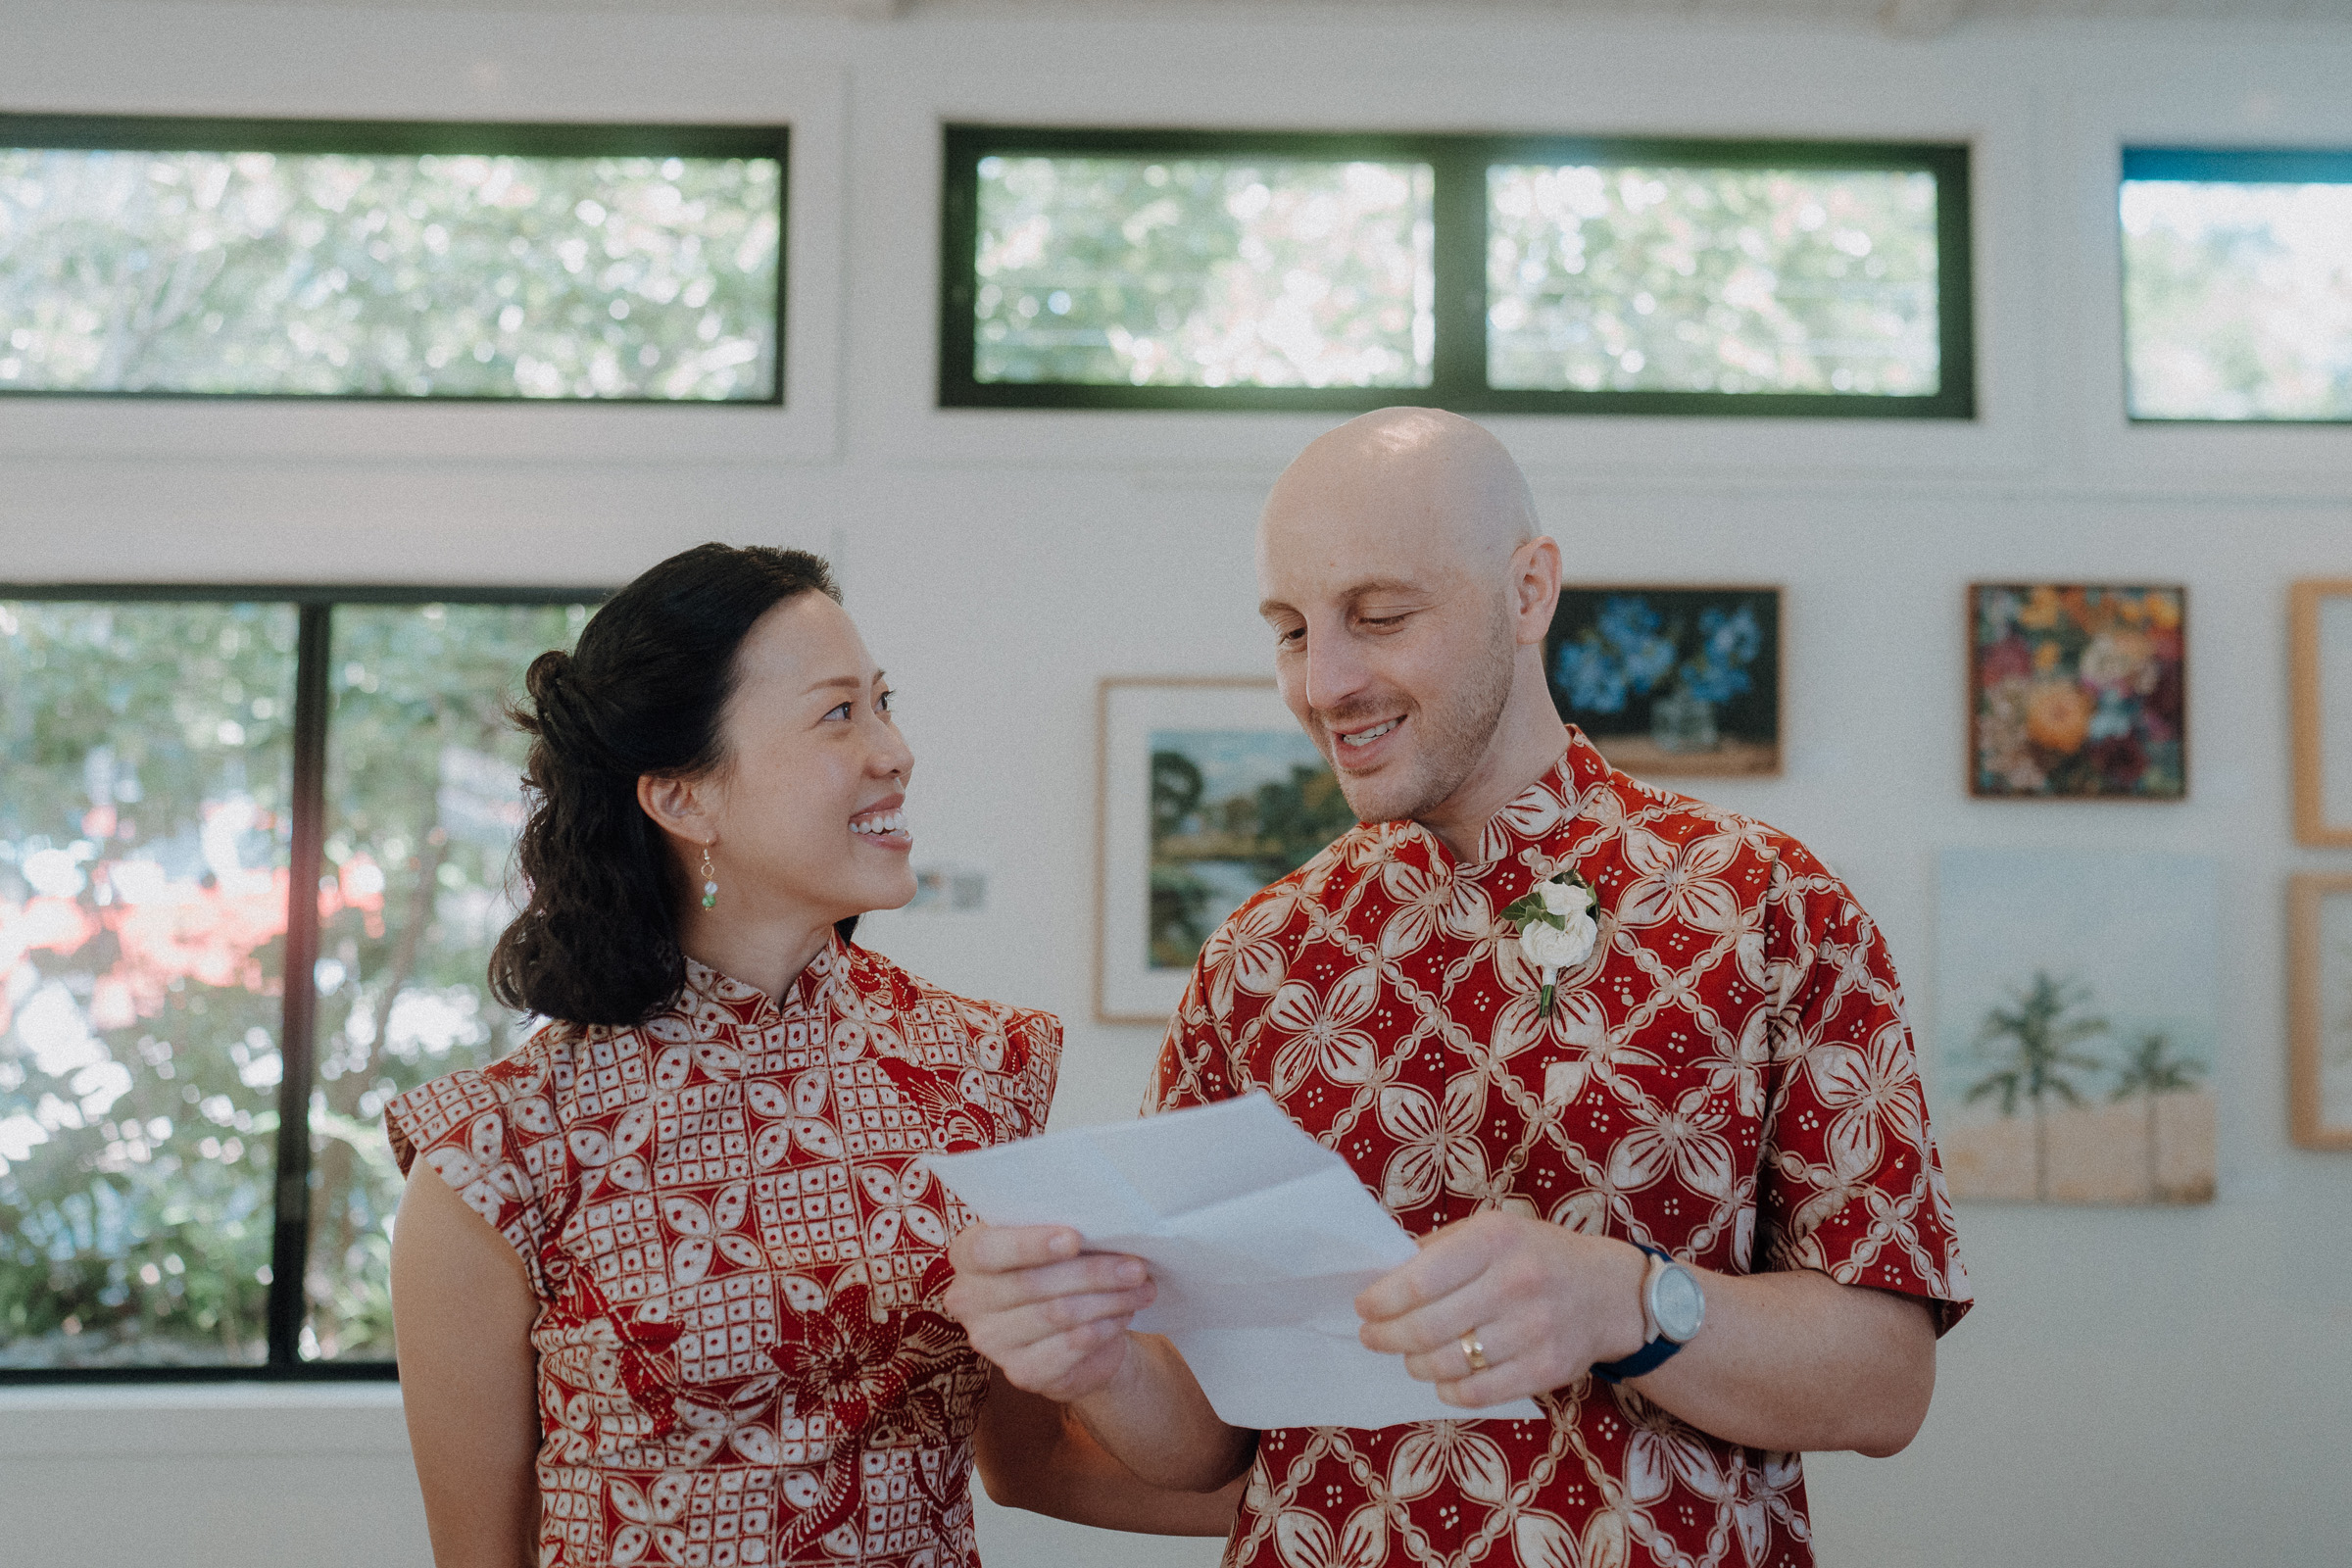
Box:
[1592,1246,1706,1384]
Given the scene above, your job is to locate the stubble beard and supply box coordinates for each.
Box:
[1324,605,1519,828]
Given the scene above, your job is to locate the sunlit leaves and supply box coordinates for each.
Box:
[1488,164,1939,395]
[2122,178,2352,421]
[973,155,1434,389]
[0,149,780,399]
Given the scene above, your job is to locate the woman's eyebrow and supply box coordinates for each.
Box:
[801,674,864,696]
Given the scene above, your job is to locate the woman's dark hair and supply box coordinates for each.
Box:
[490,542,856,1026]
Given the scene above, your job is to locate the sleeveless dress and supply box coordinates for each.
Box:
[385,936,1060,1568]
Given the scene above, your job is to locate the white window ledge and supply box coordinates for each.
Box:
[0,1381,410,1460]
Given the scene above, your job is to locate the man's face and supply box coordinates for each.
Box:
[1257,487,1518,828]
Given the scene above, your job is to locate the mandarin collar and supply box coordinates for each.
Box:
[681,931,847,1026]
[1391,735,1595,880]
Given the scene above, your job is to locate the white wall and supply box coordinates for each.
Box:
[3,3,2350,1564]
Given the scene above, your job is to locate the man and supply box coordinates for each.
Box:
[948,408,1971,1566]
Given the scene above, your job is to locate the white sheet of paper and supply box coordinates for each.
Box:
[925,1092,1543,1430]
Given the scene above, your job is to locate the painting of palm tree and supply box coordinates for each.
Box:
[2109,1032,2207,1201]
[1963,971,2110,1201]
[1936,849,2219,1205]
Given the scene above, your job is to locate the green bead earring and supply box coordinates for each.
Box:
[700,844,718,910]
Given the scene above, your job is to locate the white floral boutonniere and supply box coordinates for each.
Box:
[1501,868,1598,1019]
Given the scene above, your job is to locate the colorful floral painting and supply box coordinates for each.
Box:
[1970,584,2185,799]
[1544,587,1781,776]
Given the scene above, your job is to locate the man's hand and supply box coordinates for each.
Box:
[943,1223,1156,1401]
[1354,1211,1649,1407]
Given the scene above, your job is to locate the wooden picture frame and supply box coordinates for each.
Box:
[1967,583,2187,800]
[1094,677,1345,1025]
[2288,873,2352,1151]
[2291,580,2352,847]
[1542,584,1784,777]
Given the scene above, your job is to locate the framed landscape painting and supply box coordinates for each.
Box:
[2289,874,2352,1151]
[1969,583,2186,799]
[1933,848,2218,1204]
[1544,586,1782,777]
[1096,679,1352,1024]
[2291,580,2352,846]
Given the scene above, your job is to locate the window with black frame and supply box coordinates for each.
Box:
[0,589,597,1377]
[0,116,787,403]
[938,126,1974,418]
[2120,147,2352,423]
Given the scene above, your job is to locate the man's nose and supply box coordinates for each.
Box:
[1302,625,1369,715]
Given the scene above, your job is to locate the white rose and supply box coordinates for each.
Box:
[1536,878,1592,919]
[1519,907,1597,971]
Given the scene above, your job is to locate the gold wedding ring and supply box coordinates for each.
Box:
[1460,1332,1489,1374]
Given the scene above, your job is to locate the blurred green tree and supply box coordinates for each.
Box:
[0,149,778,399]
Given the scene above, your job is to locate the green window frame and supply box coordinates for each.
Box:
[0,116,789,404]
[0,584,601,1384]
[939,125,1974,418]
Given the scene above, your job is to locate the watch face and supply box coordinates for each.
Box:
[1653,1264,1705,1341]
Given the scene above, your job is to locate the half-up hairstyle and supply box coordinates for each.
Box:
[490,543,852,1026]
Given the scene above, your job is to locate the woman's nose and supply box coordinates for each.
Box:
[873,720,915,781]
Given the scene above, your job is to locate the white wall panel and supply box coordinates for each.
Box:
[2,4,2348,1565]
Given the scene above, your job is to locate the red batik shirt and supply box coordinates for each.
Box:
[386,937,1060,1568]
[1150,731,1971,1568]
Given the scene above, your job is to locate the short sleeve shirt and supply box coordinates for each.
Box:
[1150,732,1970,1568]
[386,936,1060,1568]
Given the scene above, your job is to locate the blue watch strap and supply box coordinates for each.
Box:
[1591,1247,1686,1386]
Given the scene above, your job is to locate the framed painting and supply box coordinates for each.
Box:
[1095,678,1352,1025]
[1933,849,2219,1204]
[1968,583,2186,799]
[2289,874,2352,1151]
[1543,585,1782,777]
[2291,580,2352,846]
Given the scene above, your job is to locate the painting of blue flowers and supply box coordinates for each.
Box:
[1544,587,1782,776]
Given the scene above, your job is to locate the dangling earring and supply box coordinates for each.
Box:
[700,844,719,910]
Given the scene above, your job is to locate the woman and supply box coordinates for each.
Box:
[385,543,1070,1568]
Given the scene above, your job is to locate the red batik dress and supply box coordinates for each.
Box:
[385,936,1060,1568]
[1151,730,1972,1568]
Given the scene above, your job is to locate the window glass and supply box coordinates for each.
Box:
[1486,165,1941,396]
[2121,164,2352,421]
[0,147,781,400]
[303,602,587,1360]
[972,155,1436,388]
[0,601,296,1368]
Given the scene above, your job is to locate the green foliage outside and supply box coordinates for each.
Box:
[0,603,297,1364]
[0,600,583,1367]
[974,156,1434,389]
[2121,180,2352,420]
[1488,165,1939,395]
[0,149,779,398]
[303,603,588,1359]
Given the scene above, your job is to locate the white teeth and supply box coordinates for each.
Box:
[852,809,906,836]
[1338,718,1400,748]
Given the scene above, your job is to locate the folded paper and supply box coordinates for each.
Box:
[925,1092,1544,1430]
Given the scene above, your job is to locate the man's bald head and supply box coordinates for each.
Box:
[1254,409,1566,852]
[1259,407,1541,579]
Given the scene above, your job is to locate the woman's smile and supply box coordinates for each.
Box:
[851,793,912,852]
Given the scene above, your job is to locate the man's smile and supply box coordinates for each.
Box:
[1331,713,1405,766]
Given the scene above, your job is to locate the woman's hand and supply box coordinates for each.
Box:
[943,1223,1155,1401]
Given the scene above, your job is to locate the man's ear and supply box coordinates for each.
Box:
[636,773,712,849]
[1512,534,1563,647]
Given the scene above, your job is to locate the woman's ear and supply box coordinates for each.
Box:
[636,773,713,849]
